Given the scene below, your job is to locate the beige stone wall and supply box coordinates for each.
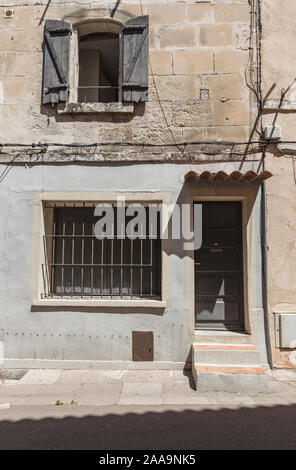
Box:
[261,0,296,367]
[0,0,252,147]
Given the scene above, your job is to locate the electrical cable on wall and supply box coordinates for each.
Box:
[2,140,296,149]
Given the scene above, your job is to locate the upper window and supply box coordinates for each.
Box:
[42,16,149,106]
[78,32,120,103]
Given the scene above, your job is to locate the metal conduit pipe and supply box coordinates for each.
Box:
[261,179,274,369]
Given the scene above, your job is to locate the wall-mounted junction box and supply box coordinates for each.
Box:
[274,313,296,348]
[264,125,281,140]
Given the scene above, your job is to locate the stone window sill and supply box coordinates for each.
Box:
[57,102,134,115]
[31,299,166,309]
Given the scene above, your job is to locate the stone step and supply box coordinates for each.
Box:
[193,343,261,365]
[192,364,269,393]
[194,331,253,344]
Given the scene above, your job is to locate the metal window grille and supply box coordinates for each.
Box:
[42,203,161,299]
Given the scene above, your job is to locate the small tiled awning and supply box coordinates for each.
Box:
[184,170,273,183]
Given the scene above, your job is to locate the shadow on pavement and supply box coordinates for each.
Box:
[0,404,296,449]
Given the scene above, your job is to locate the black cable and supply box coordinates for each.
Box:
[0,140,280,148]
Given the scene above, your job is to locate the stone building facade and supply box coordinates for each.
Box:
[261,0,296,369]
[0,0,295,390]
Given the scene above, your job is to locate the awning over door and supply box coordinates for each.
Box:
[184,170,273,183]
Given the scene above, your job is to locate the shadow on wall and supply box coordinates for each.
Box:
[0,404,296,449]
[40,102,143,124]
[165,182,258,261]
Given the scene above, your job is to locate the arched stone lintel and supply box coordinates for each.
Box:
[63,7,134,30]
[74,18,123,37]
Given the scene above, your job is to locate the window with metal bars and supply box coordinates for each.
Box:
[42,203,161,299]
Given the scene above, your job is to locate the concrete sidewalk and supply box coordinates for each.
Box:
[1,369,296,449]
[1,368,296,408]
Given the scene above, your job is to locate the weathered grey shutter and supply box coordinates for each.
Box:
[42,20,71,104]
[122,15,149,103]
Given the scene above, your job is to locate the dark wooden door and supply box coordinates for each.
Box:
[194,202,244,330]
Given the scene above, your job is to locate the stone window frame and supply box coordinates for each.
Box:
[58,18,134,115]
[31,192,170,309]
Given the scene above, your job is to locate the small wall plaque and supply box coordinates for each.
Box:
[132,331,154,361]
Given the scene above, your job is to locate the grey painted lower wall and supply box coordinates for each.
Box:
[0,161,267,367]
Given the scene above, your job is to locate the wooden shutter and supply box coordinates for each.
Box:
[122,15,149,103]
[42,20,71,104]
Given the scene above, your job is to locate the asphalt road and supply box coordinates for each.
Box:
[0,404,295,450]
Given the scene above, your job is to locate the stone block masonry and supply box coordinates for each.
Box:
[0,0,254,151]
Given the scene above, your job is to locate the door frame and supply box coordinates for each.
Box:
[194,200,245,331]
[184,192,251,336]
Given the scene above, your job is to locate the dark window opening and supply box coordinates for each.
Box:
[42,204,161,300]
[78,33,120,103]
